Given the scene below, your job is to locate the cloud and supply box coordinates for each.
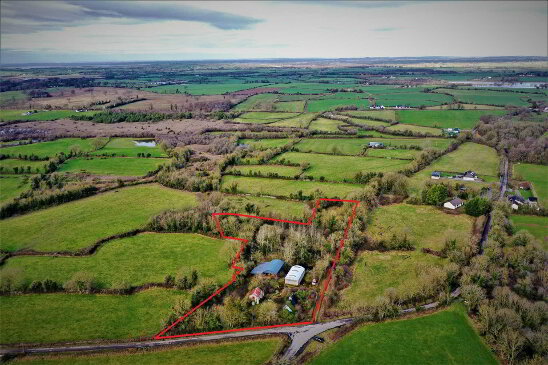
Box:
[0,1,262,33]
[372,27,400,32]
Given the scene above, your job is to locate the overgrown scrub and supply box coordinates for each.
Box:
[72,111,192,123]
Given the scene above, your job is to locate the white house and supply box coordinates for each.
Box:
[431,171,441,180]
[285,265,305,286]
[462,171,477,181]
[444,198,464,210]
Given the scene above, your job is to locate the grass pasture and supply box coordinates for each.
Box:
[275,101,306,112]
[513,163,548,207]
[346,117,390,128]
[0,288,186,344]
[294,138,451,155]
[341,110,396,121]
[308,118,349,132]
[0,184,197,252]
[145,83,270,95]
[231,94,279,111]
[92,138,166,157]
[220,194,309,219]
[310,304,497,365]
[0,91,27,106]
[396,110,507,129]
[0,110,98,122]
[221,175,360,199]
[365,148,422,160]
[269,113,318,128]
[2,233,233,288]
[238,138,294,149]
[373,90,453,107]
[307,98,370,112]
[234,111,299,124]
[271,152,410,182]
[0,159,46,174]
[436,88,545,107]
[367,204,475,251]
[58,157,166,176]
[1,138,104,158]
[510,215,547,249]
[0,175,29,205]
[386,123,443,136]
[228,164,302,178]
[14,338,283,365]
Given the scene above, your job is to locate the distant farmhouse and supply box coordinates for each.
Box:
[444,198,464,210]
[431,171,441,180]
[368,142,384,148]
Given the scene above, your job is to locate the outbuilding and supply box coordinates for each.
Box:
[444,198,463,210]
[249,287,264,305]
[431,171,441,180]
[251,259,284,276]
[368,142,384,148]
[285,265,305,286]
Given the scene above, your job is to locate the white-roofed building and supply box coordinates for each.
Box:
[285,265,305,286]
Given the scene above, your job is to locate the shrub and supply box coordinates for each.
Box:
[464,197,491,217]
[423,184,449,206]
[63,272,97,293]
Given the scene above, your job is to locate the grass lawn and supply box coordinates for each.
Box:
[309,304,497,365]
[92,138,166,157]
[308,118,349,132]
[2,233,234,288]
[58,157,166,176]
[271,152,410,182]
[338,251,447,309]
[220,194,309,220]
[367,204,475,251]
[396,110,507,129]
[413,142,500,183]
[0,184,197,252]
[221,176,361,199]
[0,175,30,205]
[513,163,548,208]
[0,159,46,174]
[1,138,104,158]
[269,113,318,128]
[227,164,302,178]
[0,110,98,122]
[145,83,270,95]
[510,215,548,249]
[0,288,187,344]
[238,138,294,149]
[14,338,283,365]
[386,123,443,136]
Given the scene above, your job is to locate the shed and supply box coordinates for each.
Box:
[251,259,284,275]
[431,171,441,180]
[463,171,477,181]
[368,142,384,148]
[444,198,463,210]
[249,287,264,304]
[285,265,305,286]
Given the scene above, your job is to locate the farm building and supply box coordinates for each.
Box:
[431,171,441,180]
[285,265,305,286]
[249,287,264,305]
[444,198,463,210]
[462,171,477,181]
[368,142,384,148]
[527,197,538,204]
[251,259,284,275]
[508,195,525,205]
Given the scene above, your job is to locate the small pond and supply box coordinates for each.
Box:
[133,140,156,147]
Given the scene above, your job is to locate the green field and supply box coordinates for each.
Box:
[307,99,370,112]
[0,159,46,174]
[342,110,397,121]
[513,163,548,207]
[221,175,361,198]
[0,110,98,122]
[0,91,27,106]
[228,164,302,178]
[372,90,453,107]
[271,152,410,181]
[0,288,186,344]
[0,175,29,204]
[294,138,451,155]
[92,138,166,157]
[278,83,358,94]
[269,113,318,128]
[346,117,390,128]
[234,111,299,124]
[145,83,270,95]
[413,142,500,183]
[310,304,497,365]
[396,110,507,129]
[14,338,282,365]
[510,215,547,249]
[338,250,447,309]
[367,204,475,251]
[308,118,349,132]
[1,138,103,158]
[436,88,545,107]
[0,184,197,252]
[275,100,306,112]
[2,233,233,288]
[58,157,166,176]
[220,194,309,219]
[365,148,423,160]
[239,138,294,149]
[386,123,443,136]
[231,94,279,111]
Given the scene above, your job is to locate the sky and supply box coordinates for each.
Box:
[1,1,547,64]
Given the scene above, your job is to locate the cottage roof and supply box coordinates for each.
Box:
[449,198,463,206]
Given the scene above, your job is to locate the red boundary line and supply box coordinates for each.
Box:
[155,198,359,340]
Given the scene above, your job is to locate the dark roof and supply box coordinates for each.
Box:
[508,195,525,203]
[463,171,477,177]
[251,259,284,275]
[432,171,441,176]
[449,198,463,206]
[528,197,538,202]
